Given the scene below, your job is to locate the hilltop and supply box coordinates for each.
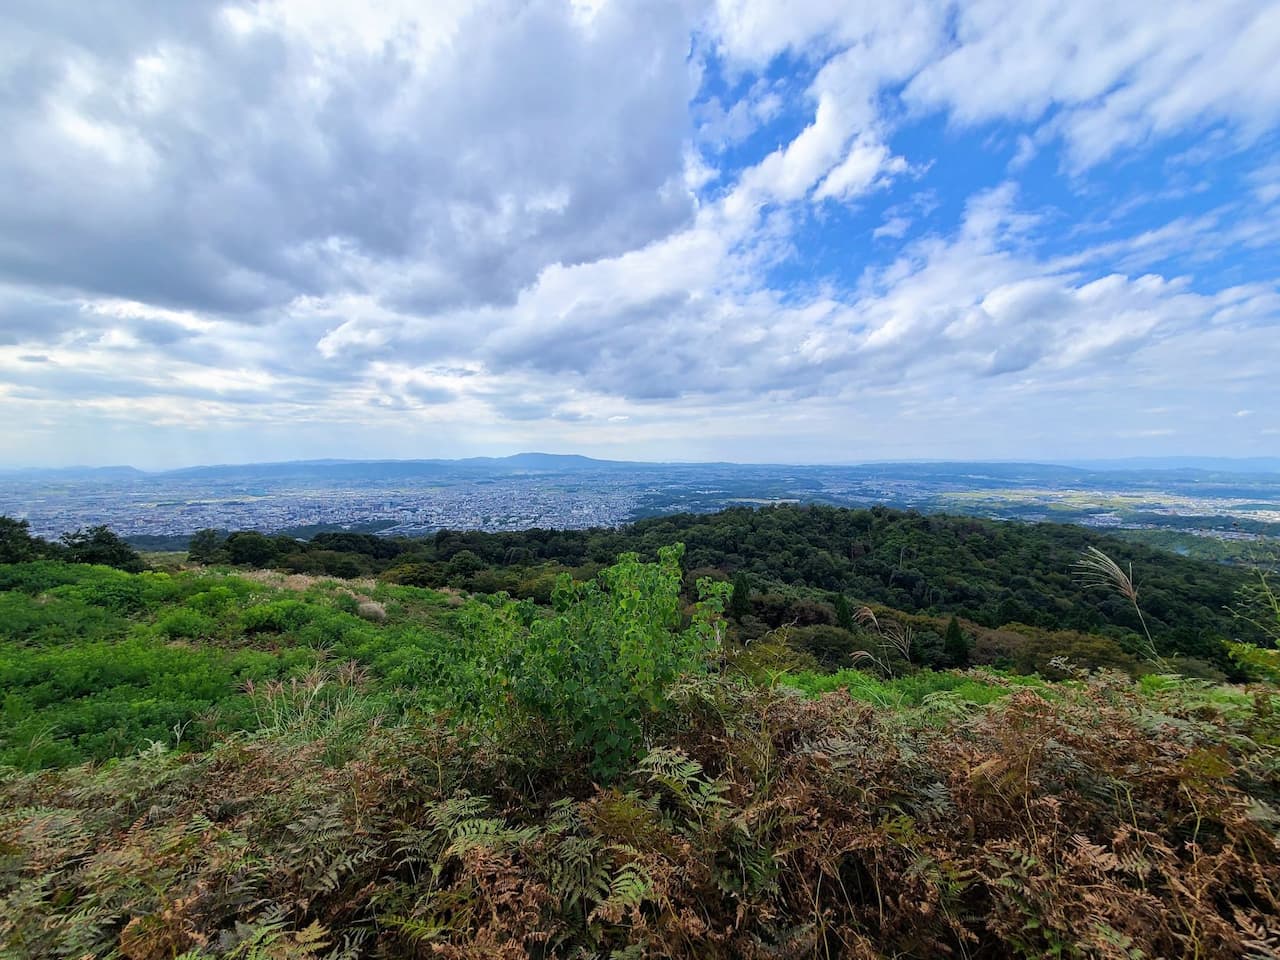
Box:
[1,511,1278,956]
[186,504,1261,675]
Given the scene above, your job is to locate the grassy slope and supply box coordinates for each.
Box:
[0,558,1094,771]
[0,561,463,769]
[2,555,1278,957]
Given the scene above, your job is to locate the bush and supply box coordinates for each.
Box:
[153,607,216,641]
[381,561,445,588]
[242,599,315,634]
[787,624,860,669]
[452,544,731,776]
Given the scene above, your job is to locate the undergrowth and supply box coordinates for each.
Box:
[2,673,1278,958]
[2,544,1280,957]
[777,665,1050,707]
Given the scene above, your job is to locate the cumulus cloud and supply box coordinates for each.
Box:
[905,0,1280,167]
[0,0,1277,466]
[0,0,701,314]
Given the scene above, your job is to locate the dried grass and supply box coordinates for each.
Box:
[4,673,1276,958]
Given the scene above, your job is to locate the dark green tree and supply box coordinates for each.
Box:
[225,531,278,567]
[0,516,44,563]
[59,525,144,571]
[911,629,946,669]
[446,549,485,582]
[790,624,858,669]
[834,593,854,631]
[314,551,365,579]
[187,528,226,564]
[943,615,971,667]
[729,570,752,620]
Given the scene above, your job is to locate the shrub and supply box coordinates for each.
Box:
[242,599,315,634]
[453,544,731,776]
[381,561,445,588]
[1228,567,1280,682]
[787,623,859,669]
[153,607,216,641]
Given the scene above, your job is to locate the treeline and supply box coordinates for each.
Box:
[0,517,144,572]
[187,505,1259,672]
[5,504,1261,673]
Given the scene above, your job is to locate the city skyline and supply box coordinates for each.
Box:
[5,454,1278,548]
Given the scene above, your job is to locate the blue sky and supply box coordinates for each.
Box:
[0,0,1278,468]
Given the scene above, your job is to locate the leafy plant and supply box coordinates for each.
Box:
[454,545,730,776]
[1228,565,1280,682]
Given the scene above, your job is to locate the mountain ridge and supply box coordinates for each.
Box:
[5,452,1280,479]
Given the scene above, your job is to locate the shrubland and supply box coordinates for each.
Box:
[181,505,1266,674]
[1,506,1278,957]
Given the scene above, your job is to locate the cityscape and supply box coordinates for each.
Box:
[4,455,1279,557]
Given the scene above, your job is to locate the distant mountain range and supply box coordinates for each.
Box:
[3,452,1280,481]
[1061,457,1280,473]
[0,453,617,481]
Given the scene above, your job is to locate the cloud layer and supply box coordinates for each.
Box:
[1,0,1277,466]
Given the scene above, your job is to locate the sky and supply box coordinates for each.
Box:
[1,0,1278,469]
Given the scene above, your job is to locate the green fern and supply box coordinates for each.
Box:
[594,857,653,918]
[1226,641,1280,683]
[638,747,727,817]
[226,910,332,960]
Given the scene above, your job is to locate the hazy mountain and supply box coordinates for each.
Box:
[1062,457,1280,474]
[7,454,1280,481]
[0,466,148,481]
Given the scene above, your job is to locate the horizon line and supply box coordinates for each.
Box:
[4,451,1280,475]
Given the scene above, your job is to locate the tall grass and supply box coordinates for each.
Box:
[1074,545,1168,669]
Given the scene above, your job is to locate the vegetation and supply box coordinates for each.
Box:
[2,507,1278,956]
[1,516,143,571]
[3,652,1278,957]
[1,561,367,769]
[180,505,1262,674]
[1110,526,1275,564]
[1229,566,1280,683]
[453,545,730,776]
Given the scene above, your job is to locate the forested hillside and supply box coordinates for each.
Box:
[2,529,1279,957]
[184,506,1259,671]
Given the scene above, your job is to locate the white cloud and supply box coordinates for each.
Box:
[815,138,908,201]
[905,0,1280,167]
[1252,161,1280,204]
[873,215,912,240]
[1,0,1279,465]
[0,0,702,313]
[715,0,1280,171]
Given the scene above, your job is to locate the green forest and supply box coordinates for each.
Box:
[2,507,1278,957]
[188,505,1264,674]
